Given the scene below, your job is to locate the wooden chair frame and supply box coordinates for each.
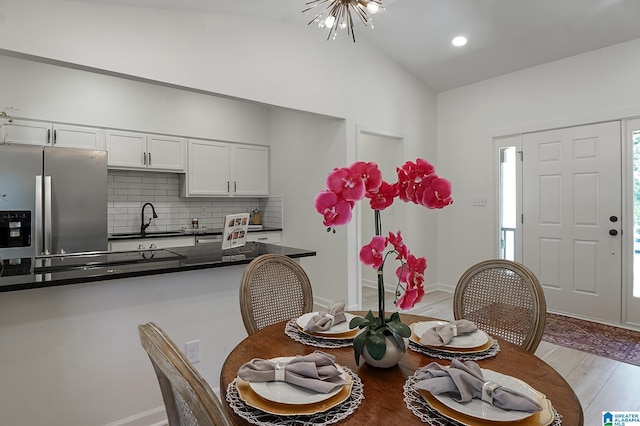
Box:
[239,254,314,335]
[138,322,231,426]
[453,259,546,354]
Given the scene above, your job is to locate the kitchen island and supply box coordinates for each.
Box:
[0,241,317,426]
[0,242,315,292]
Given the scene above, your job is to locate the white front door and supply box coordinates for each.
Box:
[522,121,622,323]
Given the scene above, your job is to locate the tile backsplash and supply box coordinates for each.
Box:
[107,170,283,235]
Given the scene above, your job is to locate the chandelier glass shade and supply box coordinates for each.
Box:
[303,0,383,42]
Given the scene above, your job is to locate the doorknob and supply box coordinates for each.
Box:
[609,215,618,222]
[609,229,618,236]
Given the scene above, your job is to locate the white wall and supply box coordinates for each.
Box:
[436,38,640,288]
[0,267,248,426]
[268,108,351,307]
[0,54,271,144]
[0,1,438,425]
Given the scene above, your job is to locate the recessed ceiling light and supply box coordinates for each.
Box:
[451,36,467,47]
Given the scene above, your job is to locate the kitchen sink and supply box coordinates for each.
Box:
[110,231,186,238]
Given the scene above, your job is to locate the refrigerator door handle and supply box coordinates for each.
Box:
[44,175,52,255]
[35,175,44,255]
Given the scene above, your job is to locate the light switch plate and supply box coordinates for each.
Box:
[472,196,486,207]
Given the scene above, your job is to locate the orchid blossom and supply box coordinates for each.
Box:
[316,158,452,313]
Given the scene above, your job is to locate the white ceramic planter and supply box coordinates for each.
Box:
[360,336,409,368]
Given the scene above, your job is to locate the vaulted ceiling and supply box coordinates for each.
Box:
[74,0,640,92]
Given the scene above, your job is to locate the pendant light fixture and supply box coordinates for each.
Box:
[303,0,384,42]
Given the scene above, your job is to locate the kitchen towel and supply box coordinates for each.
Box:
[414,359,542,412]
[237,351,349,394]
[419,319,478,346]
[304,301,347,332]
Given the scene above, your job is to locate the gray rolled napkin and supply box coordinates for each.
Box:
[419,319,478,346]
[237,350,349,394]
[415,359,542,412]
[303,301,347,333]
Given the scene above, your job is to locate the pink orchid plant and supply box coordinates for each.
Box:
[315,158,453,364]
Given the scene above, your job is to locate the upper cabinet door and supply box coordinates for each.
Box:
[106,131,186,171]
[147,134,185,172]
[185,140,231,196]
[181,141,270,197]
[105,130,146,169]
[1,120,52,146]
[52,124,104,150]
[1,120,103,150]
[232,145,269,196]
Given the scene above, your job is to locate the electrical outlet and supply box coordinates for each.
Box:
[201,205,207,215]
[185,340,200,364]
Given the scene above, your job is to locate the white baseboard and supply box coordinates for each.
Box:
[425,282,455,293]
[103,407,167,426]
[105,389,227,426]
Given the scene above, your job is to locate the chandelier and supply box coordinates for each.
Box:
[303,0,384,42]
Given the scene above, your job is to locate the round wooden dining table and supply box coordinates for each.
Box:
[219,312,584,425]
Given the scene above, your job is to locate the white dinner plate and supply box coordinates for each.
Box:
[296,312,359,335]
[432,368,539,422]
[248,357,347,405]
[411,321,489,348]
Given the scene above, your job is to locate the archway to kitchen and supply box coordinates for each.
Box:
[356,126,405,309]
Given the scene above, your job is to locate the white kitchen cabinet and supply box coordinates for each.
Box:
[109,235,195,251]
[106,130,185,172]
[233,144,269,196]
[247,231,281,245]
[182,140,231,196]
[181,139,269,197]
[1,119,104,150]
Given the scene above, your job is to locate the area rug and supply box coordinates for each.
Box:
[542,313,640,367]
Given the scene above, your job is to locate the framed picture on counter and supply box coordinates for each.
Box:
[221,213,250,250]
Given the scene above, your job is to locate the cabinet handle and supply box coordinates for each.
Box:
[234,181,237,192]
[148,152,151,166]
[47,129,51,144]
[143,152,147,165]
[227,181,230,192]
[53,129,57,145]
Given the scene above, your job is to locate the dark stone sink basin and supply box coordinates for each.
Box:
[110,231,186,238]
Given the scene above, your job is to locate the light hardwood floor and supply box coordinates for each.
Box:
[361,288,640,426]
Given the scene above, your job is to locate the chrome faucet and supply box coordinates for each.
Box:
[141,202,158,237]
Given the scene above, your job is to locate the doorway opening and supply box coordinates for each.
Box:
[356,127,404,307]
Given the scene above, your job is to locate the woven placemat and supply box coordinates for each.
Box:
[226,366,364,426]
[408,339,500,361]
[285,318,355,348]
[403,365,562,425]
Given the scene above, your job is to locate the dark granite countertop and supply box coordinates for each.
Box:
[108,227,282,240]
[0,242,315,293]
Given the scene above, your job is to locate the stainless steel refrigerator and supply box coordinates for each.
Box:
[0,144,107,258]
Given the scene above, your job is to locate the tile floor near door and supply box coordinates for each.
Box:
[360,288,640,426]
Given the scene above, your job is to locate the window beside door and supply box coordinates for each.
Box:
[633,129,640,297]
[499,146,517,261]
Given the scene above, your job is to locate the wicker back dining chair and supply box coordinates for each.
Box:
[453,259,547,354]
[239,254,314,335]
[138,322,232,426]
